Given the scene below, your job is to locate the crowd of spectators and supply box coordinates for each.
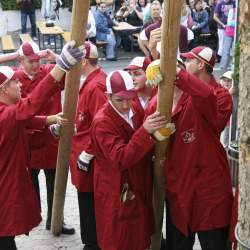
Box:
[16,0,236,68]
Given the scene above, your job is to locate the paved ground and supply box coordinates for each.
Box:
[15,173,202,250]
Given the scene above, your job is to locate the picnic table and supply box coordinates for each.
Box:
[112,22,138,31]
[36,21,64,52]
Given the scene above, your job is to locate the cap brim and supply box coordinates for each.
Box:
[180,52,196,59]
[10,71,21,81]
[27,54,40,61]
[115,90,137,100]
[124,65,142,71]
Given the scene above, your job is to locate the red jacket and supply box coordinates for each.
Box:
[132,88,157,122]
[70,68,107,192]
[91,103,155,250]
[0,74,61,236]
[147,70,233,236]
[18,64,63,169]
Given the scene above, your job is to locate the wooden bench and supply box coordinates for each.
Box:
[95,41,108,61]
[19,34,33,44]
[62,31,71,43]
[96,40,108,47]
[1,35,15,53]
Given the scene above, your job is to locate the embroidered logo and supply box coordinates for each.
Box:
[181,129,196,143]
[79,112,84,122]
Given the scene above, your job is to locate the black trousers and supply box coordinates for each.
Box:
[0,236,17,250]
[77,191,99,249]
[31,168,56,226]
[165,204,230,250]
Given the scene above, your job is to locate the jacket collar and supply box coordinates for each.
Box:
[105,103,136,133]
[79,67,102,92]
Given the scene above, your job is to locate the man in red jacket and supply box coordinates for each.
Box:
[146,46,233,250]
[0,41,83,250]
[124,56,156,122]
[91,70,169,250]
[17,41,75,234]
[69,42,107,250]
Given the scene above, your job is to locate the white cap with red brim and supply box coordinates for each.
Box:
[124,56,151,71]
[0,66,19,88]
[106,70,137,100]
[19,41,40,60]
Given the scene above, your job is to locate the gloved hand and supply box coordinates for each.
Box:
[77,151,94,172]
[146,59,162,87]
[49,123,77,139]
[153,123,176,141]
[56,40,85,72]
[146,59,181,87]
[49,123,61,139]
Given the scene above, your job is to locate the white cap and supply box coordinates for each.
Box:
[106,70,137,99]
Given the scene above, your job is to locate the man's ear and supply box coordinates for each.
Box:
[198,60,205,71]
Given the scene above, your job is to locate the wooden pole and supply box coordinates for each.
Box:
[51,0,90,236]
[150,0,183,249]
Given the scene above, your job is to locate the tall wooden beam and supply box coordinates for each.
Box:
[51,0,90,236]
[150,0,183,249]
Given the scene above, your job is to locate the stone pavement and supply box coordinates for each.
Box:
[15,173,202,250]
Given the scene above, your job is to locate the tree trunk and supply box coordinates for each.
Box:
[51,0,90,236]
[237,0,250,248]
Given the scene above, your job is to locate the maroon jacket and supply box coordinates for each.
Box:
[91,103,155,250]
[70,68,107,192]
[0,73,62,236]
[18,64,63,169]
[144,20,188,53]
[147,70,233,235]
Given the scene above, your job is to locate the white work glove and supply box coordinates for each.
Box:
[146,59,181,87]
[49,123,61,139]
[49,124,77,139]
[153,122,176,141]
[56,40,86,72]
[77,151,94,172]
[146,59,163,87]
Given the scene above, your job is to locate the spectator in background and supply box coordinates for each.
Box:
[143,0,162,27]
[181,1,194,28]
[191,0,209,36]
[220,7,236,71]
[17,0,37,40]
[118,0,144,26]
[96,0,114,17]
[41,0,62,21]
[87,9,97,44]
[94,1,117,61]
[202,0,218,50]
[213,0,235,62]
[219,70,234,148]
[116,0,144,51]
[138,0,162,56]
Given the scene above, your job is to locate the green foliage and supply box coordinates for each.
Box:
[233,42,240,84]
[0,0,69,11]
[0,0,40,10]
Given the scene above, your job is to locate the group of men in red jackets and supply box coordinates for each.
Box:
[0,38,235,250]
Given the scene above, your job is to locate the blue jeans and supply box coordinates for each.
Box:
[220,35,234,69]
[21,11,37,37]
[106,29,116,59]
